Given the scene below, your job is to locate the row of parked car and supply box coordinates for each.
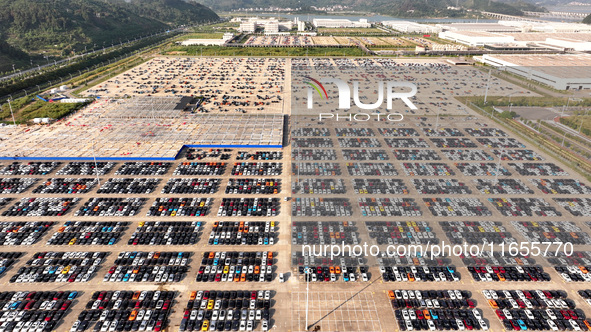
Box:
[0,290,78,332]
[74,290,175,332]
[390,289,487,331]
[180,290,272,331]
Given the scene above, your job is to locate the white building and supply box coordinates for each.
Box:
[480,54,591,90]
[239,17,293,33]
[264,21,279,34]
[297,21,306,32]
[312,18,372,28]
[439,31,514,46]
[382,21,440,34]
[239,21,257,33]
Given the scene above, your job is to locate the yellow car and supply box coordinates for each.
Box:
[68,238,77,245]
[139,221,145,227]
[201,320,209,331]
[62,266,71,274]
[207,300,214,310]
[223,266,229,274]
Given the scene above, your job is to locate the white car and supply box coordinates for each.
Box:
[479,320,489,331]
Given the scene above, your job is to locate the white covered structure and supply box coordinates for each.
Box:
[543,38,591,51]
[312,18,371,28]
[439,31,514,46]
[179,33,234,46]
[382,21,440,34]
[480,54,591,90]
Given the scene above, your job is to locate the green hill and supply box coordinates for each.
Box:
[0,0,218,71]
[201,0,544,16]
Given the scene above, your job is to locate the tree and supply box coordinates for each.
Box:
[499,110,517,119]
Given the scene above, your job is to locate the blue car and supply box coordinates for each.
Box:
[517,320,527,330]
[68,291,78,300]
[430,310,438,320]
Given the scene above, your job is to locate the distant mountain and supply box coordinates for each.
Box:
[0,0,219,53]
[584,13,591,24]
[199,0,545,16]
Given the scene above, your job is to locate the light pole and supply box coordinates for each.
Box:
[483,68,491,104]
[494,150,503,184]
[435,106,440,130]
[304,267,312,331]
[7,99,17,127]
[561,97,572,118]
[91,138,101,187]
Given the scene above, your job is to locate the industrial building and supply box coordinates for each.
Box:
[480,54,591,90]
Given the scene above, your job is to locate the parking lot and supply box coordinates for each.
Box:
[0,57,590,332]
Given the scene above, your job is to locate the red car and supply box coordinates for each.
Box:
[60,301,71,311]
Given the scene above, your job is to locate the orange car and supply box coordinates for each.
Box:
[132,292,141,300]
[329,267,335,274]
[335,266,341,274]
[488,300,498,309]
[388,291,396,300]
[189,291,197,300]
[129,310,138,321]
[254,266,260,274]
